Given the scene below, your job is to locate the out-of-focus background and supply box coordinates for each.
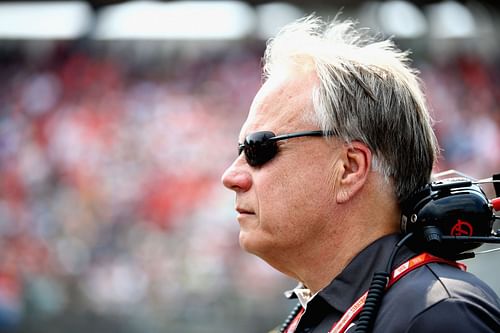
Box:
[0,0,498,332]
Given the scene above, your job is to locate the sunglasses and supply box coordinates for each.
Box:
[238,130,333,167]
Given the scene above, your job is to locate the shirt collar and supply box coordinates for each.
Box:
[285,233,416,313]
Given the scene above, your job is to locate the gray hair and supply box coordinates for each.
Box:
[262,16,438,203]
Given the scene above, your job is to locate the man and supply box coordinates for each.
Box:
[221,16,500,333]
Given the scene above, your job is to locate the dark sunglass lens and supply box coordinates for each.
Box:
[244,131,277,166]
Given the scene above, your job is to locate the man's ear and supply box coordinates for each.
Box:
[336,141,372,204]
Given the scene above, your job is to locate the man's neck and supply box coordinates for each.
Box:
[288,192,401,294]
[294,226,397,294]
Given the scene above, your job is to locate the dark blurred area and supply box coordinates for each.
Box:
[0,1,499,332]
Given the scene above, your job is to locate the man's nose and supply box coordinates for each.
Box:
[221,157,252,193]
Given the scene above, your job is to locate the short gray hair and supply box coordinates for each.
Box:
[263,15,438,203]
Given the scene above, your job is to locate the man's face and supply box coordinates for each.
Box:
[221,70,343,265]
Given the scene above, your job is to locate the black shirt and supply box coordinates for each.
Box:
[282,234,500,333]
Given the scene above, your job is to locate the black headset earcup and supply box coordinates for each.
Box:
[400,179,494,257]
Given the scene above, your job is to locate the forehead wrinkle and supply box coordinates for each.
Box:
[241,72,317,140]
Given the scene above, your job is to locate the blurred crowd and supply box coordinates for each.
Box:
[0,39,499,333]
[421,54,500,178]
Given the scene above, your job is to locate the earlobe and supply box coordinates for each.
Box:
[335,142,372,204]
[336,188,351,204]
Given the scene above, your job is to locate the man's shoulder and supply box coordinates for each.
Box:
[373,261,500,332]
[385,260,500,310]
[396,261,500,304]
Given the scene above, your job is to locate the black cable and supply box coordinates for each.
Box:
[353,271,389,333]
[385,233,415,272]
[354,233,414,333]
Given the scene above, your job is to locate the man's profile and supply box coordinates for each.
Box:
[221,15,500,333]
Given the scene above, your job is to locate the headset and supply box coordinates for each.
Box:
[400,171,500,259]
[354,171,500,333]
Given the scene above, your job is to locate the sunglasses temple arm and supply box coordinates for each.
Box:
[272,130,331,141]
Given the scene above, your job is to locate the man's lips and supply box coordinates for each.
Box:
[236,207,255,215]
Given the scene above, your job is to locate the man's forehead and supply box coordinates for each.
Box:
[239,72,317,140]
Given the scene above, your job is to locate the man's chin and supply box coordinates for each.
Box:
[239,230,276,259]
[238,230,263,255]
[238,230,253,252]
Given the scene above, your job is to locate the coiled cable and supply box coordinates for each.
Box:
[354,233,414,333]
[353,272,389,332]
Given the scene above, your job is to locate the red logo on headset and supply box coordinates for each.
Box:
[451,219,474,236]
